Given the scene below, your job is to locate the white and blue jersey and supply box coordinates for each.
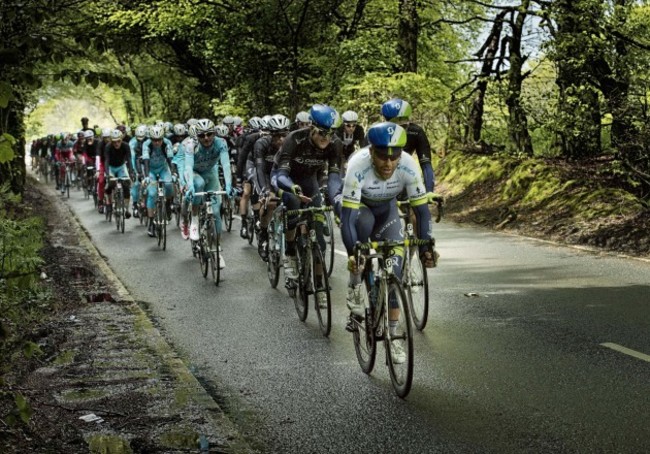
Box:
[142,138,173,172]
[142,138,174,209]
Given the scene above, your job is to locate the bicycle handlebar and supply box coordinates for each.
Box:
[284,205,333,217]
[353,237,435,255]
[396,193,445,223]
[194,190,228,197]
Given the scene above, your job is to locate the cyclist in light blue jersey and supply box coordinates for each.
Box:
[183,118,233,269]
[129,124,148,218]
[142,125,174,237]
[174,125,193,240]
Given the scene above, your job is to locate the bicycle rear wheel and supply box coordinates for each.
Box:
[199,231,209,278]
[384,276,413,399]
[293,243,309,322]
[266,221,280,288]
[161,203,167,250]
[312,246,331,337]
[65,172,71,198]
[156,199,164,248]
[247,214,255,245]
[405,249,429,331]
[222,197,233,232]
[323,211,335,277]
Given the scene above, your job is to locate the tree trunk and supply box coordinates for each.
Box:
[505,1,533,155]
[397,0,419,73]
[552,0,603,159]
[468,11,507,145]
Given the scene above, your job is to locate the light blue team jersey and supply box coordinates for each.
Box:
[183,137,231,181]
[173,138,192,186]
[142,138,173,171]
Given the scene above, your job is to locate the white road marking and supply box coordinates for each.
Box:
[600,343,650,363]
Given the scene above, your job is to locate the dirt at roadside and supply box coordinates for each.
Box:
[0,183,253,454]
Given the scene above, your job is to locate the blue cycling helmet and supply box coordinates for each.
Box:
[309,104,339,130]
[367,122,407,157]
[381,98,412,121]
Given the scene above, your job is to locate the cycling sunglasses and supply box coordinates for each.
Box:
[372,147,402,161]
[344,122,356,127]
[197,132,214,139]
[314,126,334,139]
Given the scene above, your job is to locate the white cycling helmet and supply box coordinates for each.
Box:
[222,115,234,125]
[232,116,243,127]
[267,114,290,132]
[248,116,263,130]
[149,125,165,140]
[188,124,198,139]
[110,129,123,141]
[101,128,111,138]
[215,124,229,137]
[295,111,311,124]
[83,130,95,139]
[195,118,215,135]
[173,123,187,136]
[186,118,199,127]
[135,124,148,139]
[342,110,359,123]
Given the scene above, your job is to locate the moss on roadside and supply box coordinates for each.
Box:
[435,151,646,248]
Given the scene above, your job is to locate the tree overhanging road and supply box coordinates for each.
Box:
[61,184,650,453]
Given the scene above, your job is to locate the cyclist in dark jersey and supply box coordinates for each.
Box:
[274,104,343,286]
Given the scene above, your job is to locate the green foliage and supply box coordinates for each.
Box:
[0,133,17,164]
[436,151,516,196]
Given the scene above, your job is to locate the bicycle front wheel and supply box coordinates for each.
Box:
[199,226,209,278]
[312,246,331,337]
[384,276,413,399]
[222,197,233,232]
[323,211,335,277]
[208,219,221,286]
[119,195,125,233]
[293,245,309,322]
[406,249,429,331]
[352,274,376,374]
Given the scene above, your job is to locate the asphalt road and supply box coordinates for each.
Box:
[55,182,650,453]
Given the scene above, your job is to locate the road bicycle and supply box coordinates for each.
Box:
[152,177,169,250]
[106,177,130,234]
[195,190,227,286]
[396,195,444,331]
[349,237,433,398]
[284,205,334,337]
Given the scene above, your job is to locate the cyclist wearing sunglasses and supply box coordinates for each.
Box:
[274,104,343,281]
[339,122,435,357]
[289,111,312,131]
[335,110,366,174]
[183,118,233,268]
[253,114,290,260]
[142,125,174,237]
[236,116,267,239]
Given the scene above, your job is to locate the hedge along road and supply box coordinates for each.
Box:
[56,179,650,454]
